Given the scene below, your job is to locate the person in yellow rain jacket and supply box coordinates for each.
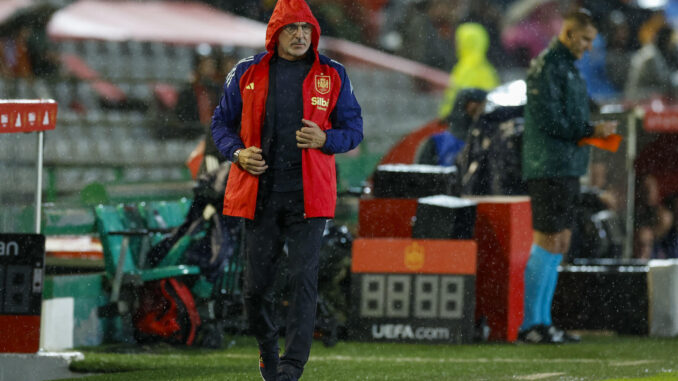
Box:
[438,22,500,121]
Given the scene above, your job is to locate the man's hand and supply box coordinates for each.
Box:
[296,119,327,149]
[592,121,618,138]
[237,146,268,176]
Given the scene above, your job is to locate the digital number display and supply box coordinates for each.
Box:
[359,274,465,319]
[351,273,476,343]
[2,265,32,314]
[0,234,44,316]
[349,238,477,344]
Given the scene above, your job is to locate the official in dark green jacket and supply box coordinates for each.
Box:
[519,8,617,345]
[522,38,593,179]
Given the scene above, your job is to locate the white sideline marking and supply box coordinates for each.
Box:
[310,355,658,365]
[216,353,658,366]
[609,360,656,366]
[515,373,565,380]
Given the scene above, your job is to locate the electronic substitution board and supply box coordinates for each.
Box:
[0,234,45,353]
[349,238,477,344]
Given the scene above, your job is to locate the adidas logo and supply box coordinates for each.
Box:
[245,82,254,90]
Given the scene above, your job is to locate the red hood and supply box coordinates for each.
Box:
[265,0,321,54]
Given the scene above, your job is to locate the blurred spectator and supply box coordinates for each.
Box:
[577,35,620,101]
[307,0,365,43]
[207,0,271,21]
[582,0,652,51]
[438,23,500,120]
[419,87,524,195]
[0,3,59,79]
[588,161,620,211]
[26,29,59,79]
[464,0,507,68]
[152,44,223,141]
[566,160,624,260]
[353,0,389,45]
[501,0,564,67]
[655,193,678,259]
[24,4,60,79]
[177,44,222,131]
[589,161,608,190]
[634,223,656,260]
[456,98,524,196]
[215,46,239,82]
[0,26,33,78]
[395,0,457,71]
[634,174,674,259]
[636,175,664,230]
[625,24,678,101]
[604,10,632,91]
[637,10,667,47]
[378,0,413,52]
[419,88,488,166]
[202,47,239,174]
[212,0,377,45]
[0,45,8,76]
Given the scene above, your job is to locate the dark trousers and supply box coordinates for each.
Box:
[243,190,325,377]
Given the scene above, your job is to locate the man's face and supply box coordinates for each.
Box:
[564,24,597,59]
[465,101,486,121]
[277,22,312,61]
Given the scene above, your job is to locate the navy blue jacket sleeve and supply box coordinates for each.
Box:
[321,61,363,154]
[211,58,249,161]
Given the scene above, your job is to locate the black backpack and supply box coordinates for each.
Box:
[132,278,201,346]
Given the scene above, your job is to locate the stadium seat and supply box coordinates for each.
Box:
[58,40,78,56]
[83,40,104,73]
[169,45,193,82]
[94,204,201,310]
[149,42,171,81]
[138,198,192,230]
[103,41,125,80]
[152,82,179,108]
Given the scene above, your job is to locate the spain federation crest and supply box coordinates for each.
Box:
[315,75,331,95]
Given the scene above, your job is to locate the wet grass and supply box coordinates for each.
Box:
[62,334,678,380]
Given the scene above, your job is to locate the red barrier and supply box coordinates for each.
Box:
[358,198,418,238]
[470,196,532,342]
[0,316,41,353]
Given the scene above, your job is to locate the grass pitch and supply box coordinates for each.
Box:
[62,333,678,380]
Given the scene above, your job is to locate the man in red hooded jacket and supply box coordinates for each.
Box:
[211,0,363,379]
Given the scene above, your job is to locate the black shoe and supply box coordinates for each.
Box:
[518,325,564,344]
[548,326,581,343]
[259,351,279,381]
[277,373,297,381]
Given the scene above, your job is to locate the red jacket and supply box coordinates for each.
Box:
[211,0,363,220]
